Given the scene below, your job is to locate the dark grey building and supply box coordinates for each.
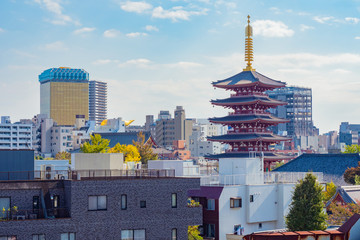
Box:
[0,170,202,239]
[0,150,34,180]
[268,86,314,137]
[89,80,107,125]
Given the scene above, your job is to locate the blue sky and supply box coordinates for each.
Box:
[1,0,360,133]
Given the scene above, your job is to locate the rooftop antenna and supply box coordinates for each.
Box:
[243,15,255,71]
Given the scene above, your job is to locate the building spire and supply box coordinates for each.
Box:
[243,15,255,71]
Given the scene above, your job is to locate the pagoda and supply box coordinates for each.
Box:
[207,16,291,171]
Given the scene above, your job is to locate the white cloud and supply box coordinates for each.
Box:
[145,25,159,32]
[300,24,314,31]
[355,36,360,40]
[73,27,96,35]
[252,20,294,37]
[103,29,121,38]
[313,16,334,24]
[120,1,152,13]
[126,32,148,38]
[119,58,152,67]
[92,59,117,65]
[345,17,360,24]
[152,6,208,22]
[166,61,203,69]
[0,28,4,33]
[42,41,68,51]
[34,0,80,25]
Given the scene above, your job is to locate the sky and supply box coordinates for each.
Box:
[1,0,360,134]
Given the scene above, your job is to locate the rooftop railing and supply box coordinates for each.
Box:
[0,169,176,181]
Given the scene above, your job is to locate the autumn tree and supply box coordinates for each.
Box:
[328,202,360,225]
[80,134,110,153]
[55,151,71,160]
[343,144,360,153]
[108,143,141,162]
[344,166,360,185]
[286,173,327,231]
[132,132,158,164]
[188,226,203,240]
[323,181,337,202]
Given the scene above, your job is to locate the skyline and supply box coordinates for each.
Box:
[1,0,360,133]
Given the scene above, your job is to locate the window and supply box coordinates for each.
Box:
[121,229,145,240]
[121,194,127,210]
[88,196,107,211]
[171,193,177,208]
[140,200,146,208]
[171,228,177,240]
[32,234,45,240]
[258,223,262,229]
[206,224,215,238]
[230,198,242,208]
[250,195,254,202]
[207,199,215,210]
[60,233,75,240]
[33,196,40,210]
[0,197,10,218]
[0,236,17,240]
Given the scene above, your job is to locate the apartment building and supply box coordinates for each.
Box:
[0,170,202,239]
[0,116,32,150]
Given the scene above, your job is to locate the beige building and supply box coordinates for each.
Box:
[39,67,89,126]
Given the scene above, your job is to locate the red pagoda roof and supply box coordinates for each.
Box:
[209,114,289,124]
[207,133,291,142]
[212,70,285,89]
[211,95,287,106]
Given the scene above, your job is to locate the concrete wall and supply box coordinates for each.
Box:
[219,158,263,185]
[71,153,124,170]
[0,150,34,180]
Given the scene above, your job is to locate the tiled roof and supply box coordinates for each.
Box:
[97,131,152,148]
[209,114,288,124]
[207,133,290,142]
[211,95,286,106]
[273,153,360,176]
[212,71,285,88]
[326,186,360,207]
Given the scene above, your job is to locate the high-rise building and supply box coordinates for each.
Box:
[89,80,107,125]
[267,86,314,137]
[0,116,32,150]
[39,67,89,126]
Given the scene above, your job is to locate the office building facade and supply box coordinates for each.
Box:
[39,67,89,126]
[89,80,107,125]
[0,116,32,150]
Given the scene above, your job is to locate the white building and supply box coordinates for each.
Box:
[0,116,32,150]
[89,80,107,125]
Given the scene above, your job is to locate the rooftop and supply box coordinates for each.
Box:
[38,67,89,84]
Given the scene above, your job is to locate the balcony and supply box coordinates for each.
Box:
[0,208,70,221]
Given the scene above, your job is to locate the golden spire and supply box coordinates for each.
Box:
[243,15,255,71]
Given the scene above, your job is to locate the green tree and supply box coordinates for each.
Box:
[286,173,327,231]
[132,132,158,164]
[55,151,71,160]
[343,144,360,153]
[323,181,337,202]
[108,143,141,163]
[188,226,203,240]
[272,160,285,171]
[328,202,360,225]
[80,134,110,153]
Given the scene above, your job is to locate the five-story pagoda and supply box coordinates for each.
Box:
[207,16,291,171]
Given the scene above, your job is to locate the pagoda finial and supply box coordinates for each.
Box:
[243,15,255,71]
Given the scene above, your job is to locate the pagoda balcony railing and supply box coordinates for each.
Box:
[227,129,272,134]
[230,92,266,97]
[229,111,269,115]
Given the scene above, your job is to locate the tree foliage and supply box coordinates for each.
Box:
[343,144,360,153]
[132,132,158,164]
[323,181,337,202]
[80,134,110,153]
[188,226,203,240]
[55,151,71,160]
[108,143,140,162]
[328,202,360,225]
[272,160,285,171]
[344,166,360,185]
[286,173,327,231]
